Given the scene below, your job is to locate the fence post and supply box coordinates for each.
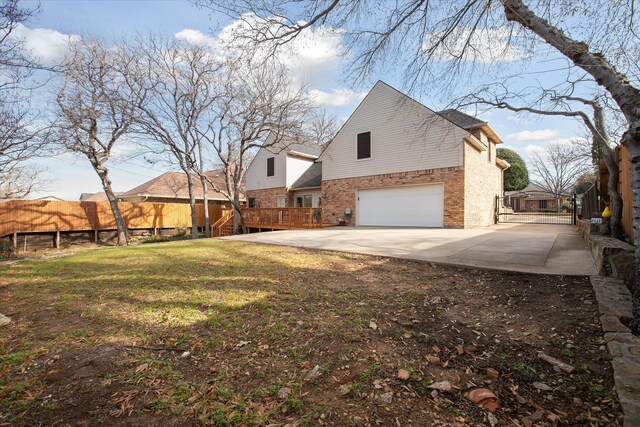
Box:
[12,233,17,251]
[495,195,500,224]
[572,193,577,226]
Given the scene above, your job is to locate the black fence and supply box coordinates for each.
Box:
[496,194,577,225]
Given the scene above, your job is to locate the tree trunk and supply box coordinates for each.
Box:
[603,149,624,240]
[627,142,640,334]
[502,0,640,336]
[232,185,246,234]
[201,175,210,237]
[197,143,210,237]
[185,171,198,239]
[95,165,128,246]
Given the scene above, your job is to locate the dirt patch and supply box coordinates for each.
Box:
[0,242,621,426]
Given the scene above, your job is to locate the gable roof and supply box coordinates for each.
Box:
[319,80,499,160]
[437,109,487,129]
[505,183,569,198]
[120,169,245,201]
[290,162,322,189]
[261,137,324,158]
[80,191,123,202]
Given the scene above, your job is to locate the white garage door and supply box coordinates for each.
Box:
[357,184,444,227]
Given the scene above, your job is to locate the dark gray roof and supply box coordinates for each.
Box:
[438,109,486,129]
[504,183,569,198]
[290,162,322,189]
[287,141,324,157]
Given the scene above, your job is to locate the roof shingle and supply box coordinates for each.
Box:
[120,170,244,201]
[290,162,322,189]
[438,109,487,130]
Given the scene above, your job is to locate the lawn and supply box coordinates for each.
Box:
[0,239,621,426]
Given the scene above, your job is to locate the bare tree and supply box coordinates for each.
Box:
[529,140,591,211]
[200,0,640,333]
[201,61,310,233]
[0,0,47,197]
[0,165,44,199]
[132,36,221,239]
[55,37,144,246]
[457,84,625,239]
[305,109,340,147]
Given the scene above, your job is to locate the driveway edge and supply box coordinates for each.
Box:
[590,276,640,426]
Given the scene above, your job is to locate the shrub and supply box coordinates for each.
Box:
[0,239,15,259]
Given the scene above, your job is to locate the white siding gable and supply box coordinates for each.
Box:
[286,155,314,187]
[320,82,468,180]
[245,137,287,190]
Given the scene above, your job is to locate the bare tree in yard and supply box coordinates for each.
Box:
[305,109,341,147]
[200,0,640,332]
[0,165,44,199]
[132,37,222,239]
[55,37,144,246]
[0,0,47,199]
[458,83,626,238]
[528,140,591,211]
[201,61,310,233]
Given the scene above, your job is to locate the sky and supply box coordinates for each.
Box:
[17,0,584,200]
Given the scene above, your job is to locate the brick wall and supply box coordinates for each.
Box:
[321,167,465,227]
[246,187,288,208]
[463,143,503,227]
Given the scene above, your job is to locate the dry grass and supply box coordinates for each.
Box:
[0,239,621,426]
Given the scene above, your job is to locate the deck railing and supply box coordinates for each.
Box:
[242,207,322,229]
[210,209,234,237]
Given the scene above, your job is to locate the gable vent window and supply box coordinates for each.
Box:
[357,131,371,160]
[267,157,275,177]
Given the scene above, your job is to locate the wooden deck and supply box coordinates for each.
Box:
[243,208,324,230]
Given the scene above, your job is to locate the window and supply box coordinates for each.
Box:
[277,196,286,208]
[296,195,313,207]
[248,197,256,208]
[539,200,548,210]
[266,157,275,177]
[357,131,371,160]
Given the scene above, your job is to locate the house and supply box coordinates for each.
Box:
[504,183,568,213]
[245,81,509,228]
[244,139,324,208]
[119,169,244,207]
[79,191,123,202]
[32,196,66,201]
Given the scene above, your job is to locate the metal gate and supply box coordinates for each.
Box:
[496,194,577,225]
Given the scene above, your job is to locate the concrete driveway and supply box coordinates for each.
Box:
[224,223,596,275]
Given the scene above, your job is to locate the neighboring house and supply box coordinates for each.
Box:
[246,81,510,228]
[32,196,66,201]
[504,183,568,212]
[245,138,324,208]
[119,170,244,207]
[79,191,123,202]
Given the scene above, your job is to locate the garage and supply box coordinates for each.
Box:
[357,184,444,227]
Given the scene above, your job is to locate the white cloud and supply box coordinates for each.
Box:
[175,29,218,49]
[507,129,560,142]
[308,88,367,107]
[13,23,80,65]
[424,27,529,63]
[176,15,344,88]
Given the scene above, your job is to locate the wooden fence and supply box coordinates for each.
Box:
[0,200,224,237]
[618,145,634,243]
